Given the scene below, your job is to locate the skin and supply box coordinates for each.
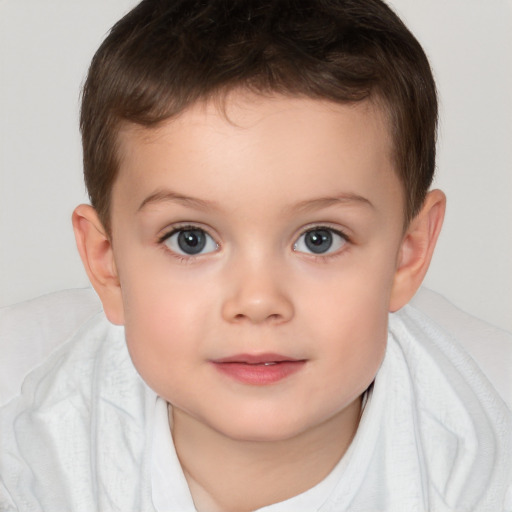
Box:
[73,92,445,511]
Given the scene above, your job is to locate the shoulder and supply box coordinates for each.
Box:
[0,310,125,427]
[0,297,154,511]
[382,291,512,509]
[0,288,102,405]
[0,289,127,448]
[404,287,512,410]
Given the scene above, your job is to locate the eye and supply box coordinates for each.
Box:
[293,227,347,255]
[162,227,218,256]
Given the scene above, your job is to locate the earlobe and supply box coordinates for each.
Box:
[389,189,446,312]
[72,204,125,325]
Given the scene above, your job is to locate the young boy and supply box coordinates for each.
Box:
[1,0,511,511]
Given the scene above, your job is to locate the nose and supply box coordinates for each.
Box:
[221,262,294,325]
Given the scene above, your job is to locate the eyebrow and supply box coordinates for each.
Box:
[138,189,219,212]
[289,193,374,214]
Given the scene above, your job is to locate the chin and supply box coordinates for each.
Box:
[223,426,304,444]
[210,410,323,444]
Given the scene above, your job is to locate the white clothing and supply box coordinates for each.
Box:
[1,306,512,511]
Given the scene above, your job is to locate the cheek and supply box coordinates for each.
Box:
[123,297,205,398]
[313,305,387,406]
[300,249,395,324]
[119,244,213,328]
[117,258,216,389]
[321,295,387,379]
[299,257,393,385]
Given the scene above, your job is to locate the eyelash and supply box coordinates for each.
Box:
[158,224,212,241]
[157,224,351,261]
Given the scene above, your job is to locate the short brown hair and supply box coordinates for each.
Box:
[80,0,437,232]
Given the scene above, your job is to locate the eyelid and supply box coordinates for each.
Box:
[158,223,216,243]
[296,224,350,242]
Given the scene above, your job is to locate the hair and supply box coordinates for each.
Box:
[80,0,437,233]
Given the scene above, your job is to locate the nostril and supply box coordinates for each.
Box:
[233,311,284,323]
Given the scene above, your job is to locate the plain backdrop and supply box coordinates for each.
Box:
[0,0,511,333]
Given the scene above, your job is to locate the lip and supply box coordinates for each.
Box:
[211,353,307,385]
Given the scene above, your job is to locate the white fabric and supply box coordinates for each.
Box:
[0,288,101,406]
[410,288,512,409]
[0,314,157,512]
[151,398,196,511]
[1,304,511,511]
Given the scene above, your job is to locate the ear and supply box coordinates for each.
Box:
[72,204,125,325]
[389,189,446,312]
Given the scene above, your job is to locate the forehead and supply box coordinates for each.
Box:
[112,93,400,219]
[118,92,392,152]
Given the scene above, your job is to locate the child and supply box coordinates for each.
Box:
[1,0,511,511]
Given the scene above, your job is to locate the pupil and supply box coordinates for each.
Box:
[178,230,206,254]
[305,229,332,254]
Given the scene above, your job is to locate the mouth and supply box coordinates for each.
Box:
[211,353,307,385]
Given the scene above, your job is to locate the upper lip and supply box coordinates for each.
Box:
[212,353,304,364]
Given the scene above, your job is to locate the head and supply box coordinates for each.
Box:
[73,0,445,443]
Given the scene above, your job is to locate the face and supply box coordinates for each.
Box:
[109,93,405,442]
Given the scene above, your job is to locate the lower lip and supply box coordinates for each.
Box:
[212,361,306,385]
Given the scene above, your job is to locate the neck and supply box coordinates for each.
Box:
[170,397,362,512]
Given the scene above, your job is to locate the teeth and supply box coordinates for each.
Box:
[241,361,280,366]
